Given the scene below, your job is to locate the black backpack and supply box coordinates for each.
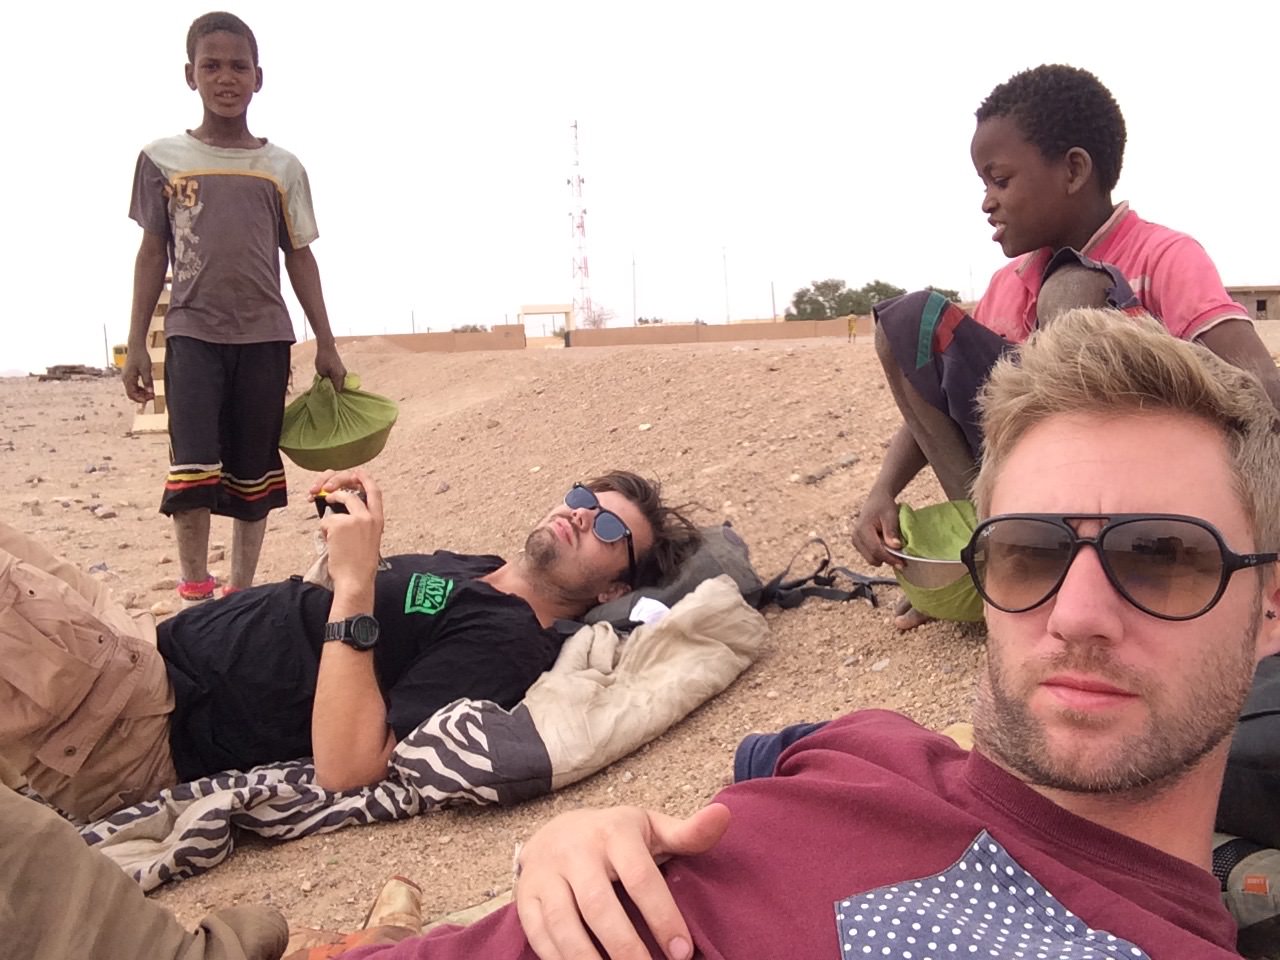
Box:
[1218,654,1280,847]
[557,526,894,637]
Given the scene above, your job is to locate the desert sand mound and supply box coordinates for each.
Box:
[2,336,981,930]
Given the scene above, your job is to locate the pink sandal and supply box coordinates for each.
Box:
[177,576,217,606]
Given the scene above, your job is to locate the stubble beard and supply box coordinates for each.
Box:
[973,610,1258,797]
[521,526,601,615]
[523,527,558,573]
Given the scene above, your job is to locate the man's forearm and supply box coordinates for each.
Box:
[870,424,930,498]
[311,584,394,792]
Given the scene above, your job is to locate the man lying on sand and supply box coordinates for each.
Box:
[0,470,699,820]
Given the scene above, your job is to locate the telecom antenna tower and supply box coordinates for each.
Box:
[568,120,592,326]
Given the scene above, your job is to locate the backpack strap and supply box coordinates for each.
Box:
[552,617,591,638]
[758,538,896,610]
[555,536,896,635]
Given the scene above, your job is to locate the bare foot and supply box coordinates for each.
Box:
[893,596,934,631]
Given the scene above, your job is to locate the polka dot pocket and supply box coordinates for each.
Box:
[833,830,1148,959]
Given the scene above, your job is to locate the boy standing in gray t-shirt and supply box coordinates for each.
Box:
[124,11,346,606]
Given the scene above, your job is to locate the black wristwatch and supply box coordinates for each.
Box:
[323,613,380,651]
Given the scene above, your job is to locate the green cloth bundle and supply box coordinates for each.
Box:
[894,500,983,622]
[279,373,399,471]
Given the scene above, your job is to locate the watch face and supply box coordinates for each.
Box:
[349,614,379,650]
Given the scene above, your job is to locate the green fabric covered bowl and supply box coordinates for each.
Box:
[892,500,983,622]
[279,373,399,471]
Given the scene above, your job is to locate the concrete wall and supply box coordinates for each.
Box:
[325,317,878,354]
[527,335,566,349]
[1227,287,1280,322]
[1255,318,1280,353]
[333,324,527,353]
[568,315,870,347]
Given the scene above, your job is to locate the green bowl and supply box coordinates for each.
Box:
[280,423,395,471]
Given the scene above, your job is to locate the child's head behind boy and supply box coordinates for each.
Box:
[971,64,1126,260]
[184,11,262,132]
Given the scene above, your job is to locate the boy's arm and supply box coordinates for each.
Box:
[851,425,927,566]
[1196,320,1280,411]
[123,231,168,403]
[284,246,348,392]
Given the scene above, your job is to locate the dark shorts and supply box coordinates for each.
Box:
[161,336,291,521]
[874,290,1013,458]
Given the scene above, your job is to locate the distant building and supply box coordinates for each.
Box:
[1226,286,1280,321]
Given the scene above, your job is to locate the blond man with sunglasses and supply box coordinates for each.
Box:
[0,470,699,821]
[442,309,1280,960]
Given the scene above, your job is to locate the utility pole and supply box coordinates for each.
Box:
[770,281,777,322]
[632,254,637,325]
[568,121,592,330]
[722,246,730,323]
[411,309,416,334]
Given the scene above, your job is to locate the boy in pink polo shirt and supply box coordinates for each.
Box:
[853,63,1280,629]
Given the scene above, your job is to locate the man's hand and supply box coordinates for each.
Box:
[315,340,347,394]
[851,488,904,568]
[515,803,731,960]
[312,470,383,600]
[122,350,155,403]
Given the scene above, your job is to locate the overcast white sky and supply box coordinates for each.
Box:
[4,1,1277,372]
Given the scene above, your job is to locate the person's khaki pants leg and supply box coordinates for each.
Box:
[1,786,288,960]
[20,632,180,820]
[0,522,178,820]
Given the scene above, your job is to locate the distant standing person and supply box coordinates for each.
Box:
[123,11,346,606]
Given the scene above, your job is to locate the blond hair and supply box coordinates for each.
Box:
[973,309,1280,549]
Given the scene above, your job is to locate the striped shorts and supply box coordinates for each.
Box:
[161,336,291,521]
[873,290,1012,459]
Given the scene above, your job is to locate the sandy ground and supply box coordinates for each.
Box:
[4,324,1279,937]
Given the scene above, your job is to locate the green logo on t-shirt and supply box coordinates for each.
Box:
[404,572,455,615]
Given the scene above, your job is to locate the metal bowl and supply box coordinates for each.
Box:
[885,547,970,590]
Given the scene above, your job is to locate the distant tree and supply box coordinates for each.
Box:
[925,285,962,302]
[785,279,861,320]
[637,316,665,325]
[854,280,908,312]
[578,304,614,330]
[451,323,489,333]
[786,278,908,319]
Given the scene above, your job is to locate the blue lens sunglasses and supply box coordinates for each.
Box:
[565,483,637,586]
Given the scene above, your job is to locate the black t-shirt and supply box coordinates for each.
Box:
[158,552,561,782]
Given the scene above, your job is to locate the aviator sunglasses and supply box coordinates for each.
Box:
[565,483,637,586]
[960,513,1279,622]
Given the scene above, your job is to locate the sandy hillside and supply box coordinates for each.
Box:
[3,325,1277,935]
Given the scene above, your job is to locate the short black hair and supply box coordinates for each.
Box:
[585,471,702,588]
[187,11,259,65]
[976,64,1126,193]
